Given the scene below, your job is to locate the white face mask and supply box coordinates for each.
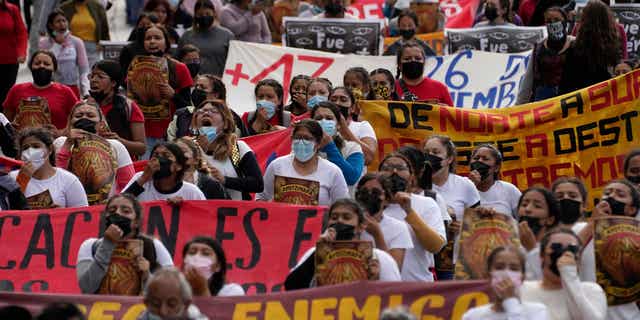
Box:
[21,147,47,171]
[184,254,215,279]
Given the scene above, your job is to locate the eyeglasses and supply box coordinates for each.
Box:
[380,164,409,171]
[292,135,315,142]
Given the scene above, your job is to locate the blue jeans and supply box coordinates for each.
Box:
[143,137,165,160]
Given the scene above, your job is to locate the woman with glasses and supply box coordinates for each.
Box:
[257,119,349,206]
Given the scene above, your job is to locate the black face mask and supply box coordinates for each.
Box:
[191,88,207,108]
[330,222,356,240]
[546,21,567,52]
[627,175,640,184]
[355,188,383,215]
[604,197,627,215]
[153,156,173,180]
[325,1,344,16]
[89,90,108,103]
[399,29,416,40]
[558,198,582,225]
[32,68,53,86]
[401,61,424,80]
[470,161,491,181]
[195,16,214,29]
[186,62,200,79]
[484,5,499,21]
[73,118,97,134]
[426,153,444,173]
[148,50,165,57]
[418,161,433,190]
[339,106,350,119]
[549,242,579,276]
[385,173,407,194]
[106,214,133,237]
[519,215,544,236]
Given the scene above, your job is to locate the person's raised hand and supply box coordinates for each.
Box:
[104,224,124,243]
[518,221,537,251]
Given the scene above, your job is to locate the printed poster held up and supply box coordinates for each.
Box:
[445,26,547,53]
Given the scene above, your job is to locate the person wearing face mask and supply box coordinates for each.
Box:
[516,187,560,280]
[330,87,377,166]
[174,0,224,29]
[177,44,202,82]
[76,194,174,294]
[356,173,413,270]
[469,144,521,218]
[175,137,228,199]
[395,41,452,105]
[378,152,447,281]
[623,149,640,188]
[59,0,110,68]
[370,68,400,101]
[550,177,588,231]
[574,179,640,320]
[39,9,90,98]
[181,236,244,297]
[474,0,515,27]
[384,10,437,56]
[257,119,349,206]
[3,50,79,131]
[311,101,364,187]
[520,229,607,320]
[9,128,87,208]
[301,77,333,120]
[462,246,549,320]
[193,100,263,200]
[284,74,311,116]
[123,142,206,202]
[242,79,291,136]
[54,102,135,200]
[424,135,480,279]
[220,0,271,44]
[179,0,234,77]
[284,198,401,290]
[343,67,372,103]
[0,0,27,111]
[517,7,574,104]
[137,25,194,159]
[88,60,147,158]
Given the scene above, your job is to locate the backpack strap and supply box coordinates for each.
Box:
[398,79,418,102]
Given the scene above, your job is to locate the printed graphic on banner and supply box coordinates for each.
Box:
[594,216,640,305]
[14,97,51,131]
[69,134,117,205]
[283,17,383,55]
[315,240,373,286]
[446,26,547,53]
[274,175,320,205]
[25,190,54,210]
[611,4,640,61]
[97,239,144,296]
[455,209,520,280]
[222,41,530,112]
[0,281,491,319]
[361,70,640,206]
[0,200,325,294]
[99,41,129,61]
[127,55,171,120]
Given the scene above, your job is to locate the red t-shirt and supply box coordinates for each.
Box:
[3,82,79,129]
[241,109,284,128]
[395,78,453,106]
[0,2,27,64]
[518,0,538,26]
[100,99,145,123]
[144,60,194,138]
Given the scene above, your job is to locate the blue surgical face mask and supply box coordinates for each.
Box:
[307,95,328,108]
[199,126,217,142]
[318,119,337,136]
[292,139,316,162]
[257,100,276,119]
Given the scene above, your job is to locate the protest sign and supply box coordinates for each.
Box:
[594,216,640,305]
[99,41,129,61]
[282,17,383,55]
[611,4,640,60]
[361,70,640,206]
[445,26,546,53]
[0,280,491,319]
[222,41,530,112]
[0,200,325,294]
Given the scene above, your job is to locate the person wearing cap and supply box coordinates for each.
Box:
[88,60,147,158]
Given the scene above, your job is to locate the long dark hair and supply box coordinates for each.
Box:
[517,187,561,229]
[150,142,188,182]
[574,0,620,71]
[395,41,425,79]
[254,78,285,125]
[143,0,174,25]
[181,236,228,295]
[17,127,56,166]
[310,101,345,150]
[45,9,66,37]
[370,68,399,100]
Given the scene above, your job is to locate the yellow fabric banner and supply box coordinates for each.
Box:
[362,71,640,205]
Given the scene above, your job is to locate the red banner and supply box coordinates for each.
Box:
[0,200,325,294]
[241,128,293,172]
[0,280,491,319]
[445,0,480,28]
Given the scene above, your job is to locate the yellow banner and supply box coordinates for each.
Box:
[362,71,640,206]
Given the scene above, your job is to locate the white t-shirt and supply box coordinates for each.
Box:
[433,173,481,220]
[462,297,550,320]
[479,180,521,218]
[77,237,174,267]
[123,172,206,202]
[526,223,586,281]
[256,154,349,206]
[205,140,252,201]
[383,194,446,281]
[9,168,88,208]
[361,215,414,251]
[54,136,133,197]
[348,120,377,141]
[218,283,245,296]
[294,246,402,282]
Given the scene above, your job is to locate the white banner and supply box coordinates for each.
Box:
[222,41,530,114]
